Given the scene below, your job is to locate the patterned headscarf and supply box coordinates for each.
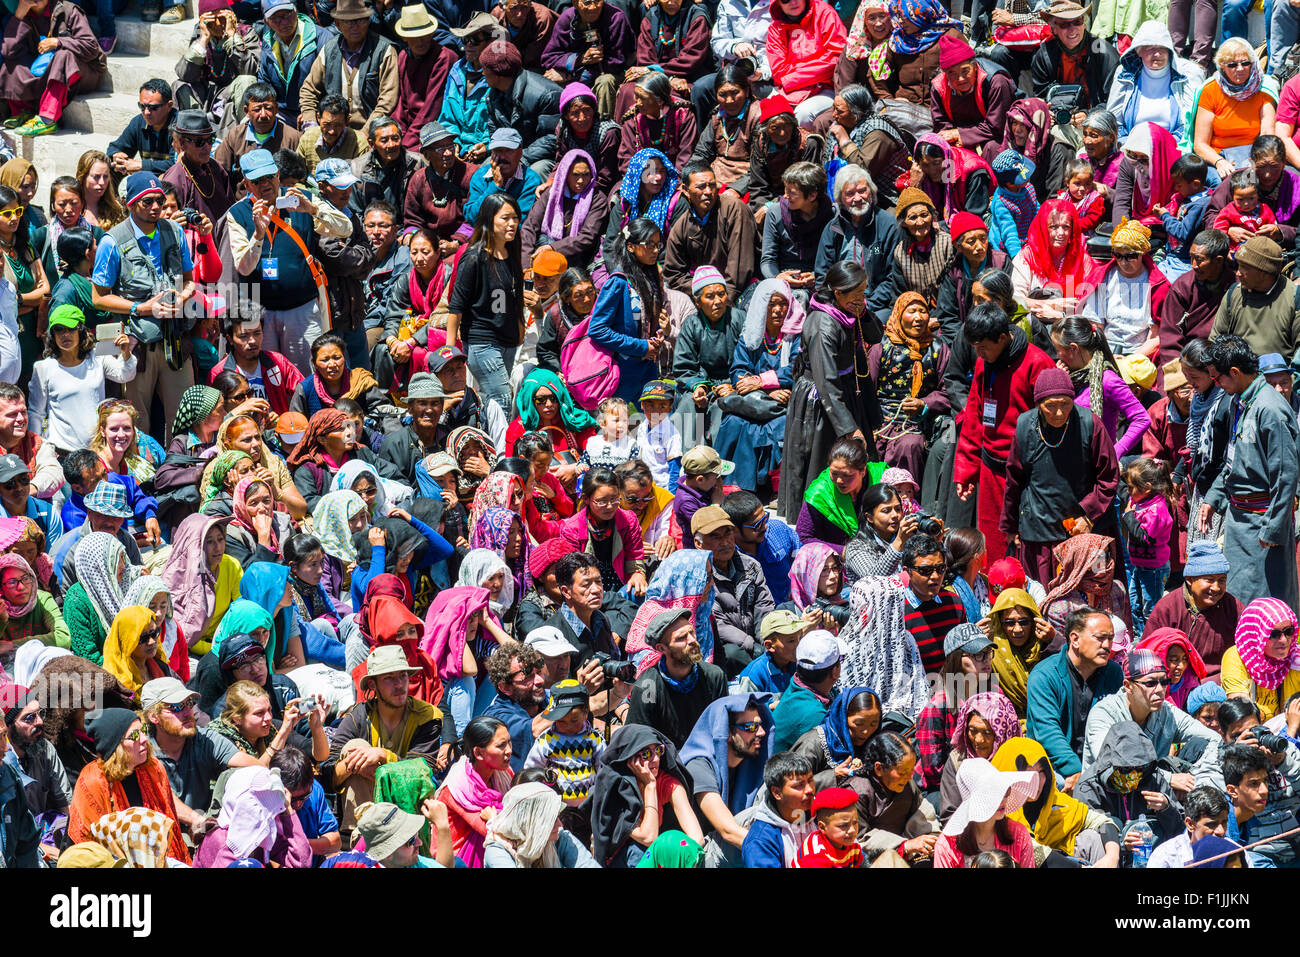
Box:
[124,575,183,680]
[312,490,367,563]
[1215,41,1264,101]
[88,808,177,868]
[950,691,1020,759]
[993,98,1052,167]
[204,450,251,506]
[74,531,138,630]
[1042,534,1117,615]
[542,149,597,241]
[884,291,934,397]
[0,553,38,616]
[332,459,391,518]
[625,550,718,671]
[1111,216,1152,253]
[457,548,515,618]
[887,0,958,55]
[1234,598,1300,690]
[470,506,529,601]
[838,575,930,717]
[620,148,679,233]
[448,426,495,466]
[787,542,840,611]
[172,385,221,436]
[469,471,524,531]
[846,0,891,59]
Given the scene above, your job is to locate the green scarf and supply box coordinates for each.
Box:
[375,758,437,848]
[208,716,258,757]
[804,468,859,537]
[204,450,251,506]
[635,830,703,868]
[516,368,597,432]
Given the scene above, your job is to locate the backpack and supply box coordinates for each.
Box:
[559,313,620,411]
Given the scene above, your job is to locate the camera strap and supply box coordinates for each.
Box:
[269,209,332,330]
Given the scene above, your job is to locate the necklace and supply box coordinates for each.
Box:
[1037,418,1068,448]
[762,332,782,355]
[183,158,216,200]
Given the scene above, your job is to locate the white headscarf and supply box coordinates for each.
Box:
[12,642,71,686]
[218,765,289,859]
[837,575,930,717]
[74,532,139,630]
[124,575,180,661]
[457,548,515,616]
[741,278,805,355]
[485,782,564,868]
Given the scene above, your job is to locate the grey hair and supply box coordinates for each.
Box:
[833,164,875,204]
[366,114,401,141]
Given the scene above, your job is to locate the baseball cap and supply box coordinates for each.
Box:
[639,379,675,405]
[275,411,309,443]
[1125,648,1165,680]
[314,158,359,189]
[532,248,568,277]
[424,451,462,477]
[141,677,196,711]
[488,127,523,151]
[48,304,85,329]
[691,504,734,536]
[682,445,734,477]
[0,453,30,484]
[261,0,295,15]
[943,622,994,658]
[541,678,590,721]
[795,630,843,669]
[524,625,579,658]
[759,609,806,641]
[239,148,279,181]
[428,344,467,372]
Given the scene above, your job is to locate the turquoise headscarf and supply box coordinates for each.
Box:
[515,368,597,433]
[211,598,276,657]
[239,562,293,660]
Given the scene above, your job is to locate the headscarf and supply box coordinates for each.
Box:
[448,425,495,466]
[312,490,367,563]
[87,808,177,868]
[514,367,597,433]
[172,384,222,436]
[883,290,935,397]
[624,550,717,671]
[230,477,278,551]
[100,605,165,697]
[458,548,515,618]
[238,562,293,662]
[620,148,679,232]
[838,575,930,717]
[950,691,1019,759]
[992,737,1090,855]
[589,723,683,866]
[1122,122,1178,220]
[0,553,37,616]
[124,575,184,682]
[485,780,565,868]
[0,515,28,552]
[787,542,840,611]
[887,0,957,54]
[1022,197,1101,297]
[355,575,412,648]
[12,641,70,686]
[846,0,891,59]
[160,513,229,646]
[803,467,859,536]
[913,132,994,218]
[994,97,1052,167]
[0,157,33,194]
[439,754,511,867]
[286,408,349,468]
[678,693,774,813]
[1215,41,1264,101]
[820,685,880,761]
[1111,217,1152,253]
[1042,534,1118,617]
[542,149,597,241]
[203,449,251,506]
[211,598,275,657]
[420,585,490,681]
[635,830,703,867]
[469,471,525,532]
[469,505,529,601]
[374,758,437,849]
[217,765,290,859]
[74,531,138,631]
[363,594,442,704]
[742,277,805,353]
[7,516,52,589]
[988,587,1046,714]
[1234,598,1300,690]
[331,459,393,518]
[1136,626,1206,709]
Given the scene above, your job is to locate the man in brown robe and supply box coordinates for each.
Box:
[664,161,757,301]
[0,0,105,136]
[213,81,301,182]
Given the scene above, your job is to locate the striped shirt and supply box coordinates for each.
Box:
[903,589,967,672]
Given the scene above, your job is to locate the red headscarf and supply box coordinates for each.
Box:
[351,593,443,704]
[1123,122,1179,222]
[1135,627,1208,681]
[356,573,413,646]
[286,408,349,468]
[1022,197,1101,299]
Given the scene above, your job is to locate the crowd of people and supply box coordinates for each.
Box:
[0,0,1298,871]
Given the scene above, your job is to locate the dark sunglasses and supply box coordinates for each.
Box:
[138,100,168,112]
[183,134,214,147]
[1113,251,1142,261]
[1133,675,1171,688]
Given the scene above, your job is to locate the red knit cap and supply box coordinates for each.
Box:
[949,211,987,242]
[527,536,578,580]
[811,787,859,814]
[758,94,795,125]
[986,557,1027,594]
[1033,367,1075,403]
[938,33,976,70]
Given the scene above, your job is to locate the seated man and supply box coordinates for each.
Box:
[1219,700,1300,867]
[207,310,304,416]
[431,345,509,452]
[616,459,682,561]
[480,639,547,773]
[438,14,499,164]
[462,127,542,225]
[349,116,426,224]
[57,448,159,542]
[479,39,561,166]
[376,373,446,486]
[741,750,817,868]
[626,608,728,750]
[724,489,800,605]
[298,95,366,170]
[51,477,142,588]
[1026,607,1125,791]
[213,81,302,181]
[517,537,578,637]
[107,78,177,176]
[257,0,336,125]
[900,533,967,672]
[0,384,61,499]
[1148,785,1231,868]
[770,631,841,752]
[1222,742,1279,867]
[545,552,619,666]
[297,0,399,134]
[0,683,71,827]
[361,201,409,351]
[1211,236,1300,361]
[272,746,342,861]
[663,162,757,301]
[692,504,775,677]
[734,610,809,698]
[0,707,38,867]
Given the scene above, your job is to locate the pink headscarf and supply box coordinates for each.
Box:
[1234,598,1300,690]
[541,148,596,241]
[160,512,229,643]
[0,553,38,616]
[787,542,840,611]
[420,585,490,681]
[0,516,26,552]
[949,691,1019,759]
[439,754,511,867]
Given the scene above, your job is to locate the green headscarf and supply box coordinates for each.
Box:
[804,468,859,537]
[211,598,275,657]
[635,830,703,868]
[204,449,251,506]
[515,368,597,433]
[375,758,437,849]
[173,384,222,436]
[312,489,367,563]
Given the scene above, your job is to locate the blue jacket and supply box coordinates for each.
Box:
[735,653,794,697]
[742,818,790,867]
[1026,648,1124,777]
[462,162,542,226]
[758,517,801,604]
[483,693,533,773]
[438,60,492,155]
[587,274,658,401]
[1160,188,1213,264]
[60,471,158,533]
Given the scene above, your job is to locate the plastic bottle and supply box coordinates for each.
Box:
[1127,814,1155,868]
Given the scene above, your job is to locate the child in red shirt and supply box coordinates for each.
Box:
[794,787,864,868]
[1212,169,1276,251]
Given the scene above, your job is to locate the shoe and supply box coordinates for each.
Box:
[98,35,116,54]
[14,117,56,137]
[159,4,185,22]
[140,1,162,21]
[2,113,33,129]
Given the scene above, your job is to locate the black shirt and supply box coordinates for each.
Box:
[447,246,523,348]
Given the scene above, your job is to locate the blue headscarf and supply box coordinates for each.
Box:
[620,148,679,233]
[887,0,958,55]
[820,685,880,761]
[239,562,294,662]
[677,693,773,814]
[641,549,716,661]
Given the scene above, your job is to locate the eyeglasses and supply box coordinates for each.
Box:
[165,699,198,715]
[0,206,25,221]
[1,573,34,588]
[140,629,160,644]
[1270,625,1297,640]
[733,719,763,734]
[635,744,664,761]
[183,135,214,147]
[1133,675,1171,688]
[967,648,995,664]
[1223,59,1252,69]
[1113,251,1142,261]
[590,496,620,508]
[138,100,168,112]
[634,240,662,252]
[1002,615,1034,629]
[911,562,947,577]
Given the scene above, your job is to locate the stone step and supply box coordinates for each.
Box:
[102,53,178,95]
[60,90,143,136]
[17,130,106,182]
[115,15,196,61]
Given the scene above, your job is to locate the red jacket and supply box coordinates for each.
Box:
[209,350,304,415]
[557,506,645,584]
[766,0,845,102]
[954,331,1055,485]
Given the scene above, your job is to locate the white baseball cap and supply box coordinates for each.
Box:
[795,630,844,669]
[525,626,579,658]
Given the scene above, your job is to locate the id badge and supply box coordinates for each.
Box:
[261,257,279,280]
[982,400,997,428]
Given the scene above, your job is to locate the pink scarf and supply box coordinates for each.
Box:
[1234,598,1300,690]
[440,755,510,867]
[787,542,839,611]
[0,553,38,616]
[409,262,449,318]
[541,148,596,241]
[419,585,489,681]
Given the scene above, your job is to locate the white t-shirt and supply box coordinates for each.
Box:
[1095,271,1152,354]
[635,418,682,488]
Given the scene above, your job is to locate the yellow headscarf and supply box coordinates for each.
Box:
[992,737,1090,856]
[101,605,167,696]
[1110,217,1151,254]
[989,588,1046,716]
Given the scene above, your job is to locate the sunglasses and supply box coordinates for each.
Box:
[508,665,539,682]
[635,744,664,761]
[138,101,168,112]
[532,393,558,405]
[1223,59,1252,69]
[1270,626,1297,640]
[0,206,25,221]
[183,135,214,147]
[741,515,769,532]
[733,720,763,734]
[165,699,198,715]
[1133,675,1171,688]
[1113,251,1142,261]
[134,195,165,207]
[0,477,28,491]
[622,492,655,505]
[912,562,947,577]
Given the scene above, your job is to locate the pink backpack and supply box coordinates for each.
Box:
[560,313,620,411]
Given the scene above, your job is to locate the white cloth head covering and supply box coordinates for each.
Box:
[942,757,1039,836]
[741,277,806,351]
[124,575,179,661]
[837,575,930,717]
[332,459,396,518]
[218,765,289,859]
[457,548,515,615]
[485,781,564,867]
[74,532,139,630]
[12,642,71,686]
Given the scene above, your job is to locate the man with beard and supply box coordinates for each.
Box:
[679,694,774,857]
[664,163,758,301]
[694,505,775,678]
[162,110,235,252]
[814,164,900,322]
[0,384,61,499]
[377,373,447,485]
[482,639,548,772]
[431,345,509,452]
[1158,229,1235,365]
[213,83,301,183]
[361,201,410,350]
[627,608,729,750]
[142,677,256,833]
[0,707,37,868]
[404,120,478,254]
[393,4,458,153]
[1205,136,1300,249]
[0,683,71,821]
[350,116,426,224]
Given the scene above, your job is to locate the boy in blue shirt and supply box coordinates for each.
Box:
[735,609,808,699]
[1152,154,1212,282]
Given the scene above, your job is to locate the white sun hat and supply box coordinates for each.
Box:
[942,757,1040,836]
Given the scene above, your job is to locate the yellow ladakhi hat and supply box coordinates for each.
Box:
[1115,354,1157,390]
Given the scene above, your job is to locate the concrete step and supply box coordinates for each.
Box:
[17,130,106,182]
[102,52,179,95]
[115,15,196,61]
[60,90,143,136]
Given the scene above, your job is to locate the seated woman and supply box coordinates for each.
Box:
[312,489,369,601]
[933,756,1036,867]
[670,266,745,449]
[199,449,255,517]
[536,267,596,375]
[902,132,994,219]
[333,459,411,524]
[1110,121,1179,228]
[1134,627,1205,710]
[865,0,960,107]
[153,384,223,526]
[824,85,910,210]
[194,765,312,868]
[766,0,846,125]
[1082,219,1167,357]
[470,506,529,618]
[746,95,825,215]
[834,0,892,90]
[714,278,801,491]
[691,64,759,194]
[558,467,648,603]
[588,219,669,404]
[848,732,940,863]
[286,532,350,638]
[194,612,300,721]
[208,679,328,765]
[589,722,703,867]
[0,0,106,138]
[223,477,294,568]
[1221,597,1300,722]
[288,332,385,421]
[1048,107,1123,204]
[124,574,187,681]
[1049,315,1152,458]
[447,425,499,515]
[62,531,138,666]
[1040,533,1133,656]
[0,552,68,671]
[617,72,698,171]
[521,149,609,268]
[986,98,1053,204]
[786,542,850,632]
[552,83,622,195]
[983,586,1054,717]
[100,605,172,698]
[289,408,370,511]
[484,780,600,868]
[886,191,953,311]
[916,622,998,790]
[938,692,1019,823]
[421,585,500,727]
[607,150,682,241]
[791,686,881,787]
[1011,198,1102,316]
[375,230,456,417]
[90,399,158,494]
[843,482,912,583]
[869,291,949,478]
[201,413,309,521]
[506,369,596,480]
[160,512,242,658]
[1105,22,1204,148]
[1193,38,1276,181]
[435,715,515,868]
[67,708,190,864]
[621,0,711,116]
[796,435,869,554]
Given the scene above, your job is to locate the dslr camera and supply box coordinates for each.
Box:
[1250,726,1290,754]
[592,652,637,684]
[914,510,944,538]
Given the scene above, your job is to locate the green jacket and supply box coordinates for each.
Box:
[5,590,70,652]
[62,582,107,666]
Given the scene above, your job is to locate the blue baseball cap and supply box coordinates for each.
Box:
[239,148,279,181]
[314,158,359,189]
[261,0,295,16]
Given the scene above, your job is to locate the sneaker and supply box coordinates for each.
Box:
[98,35,116,54]
[159,3,185,22]
[14,117,56,137]
[2,113,32,129]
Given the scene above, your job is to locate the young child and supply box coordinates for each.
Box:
[880,467,920,515]
[1148,785,1231,868]
[635,380,683,492]
[1058,159,1105,232]
[794,787,864,868]
[1119,457,1174,640]
[1185,682,1226,735]
[734,609,809,697]
[522,680,606,818]
[1150,154,1212,281]
[672,444,731,535]
[989,148,1040,259]
[971,848,1018,867]
[1212,167,1276,252]
[585,397,639,469]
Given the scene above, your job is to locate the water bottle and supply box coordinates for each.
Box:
[1127,814,1155,868]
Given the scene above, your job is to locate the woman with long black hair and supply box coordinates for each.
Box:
[778,260,882,522]
[588,217,669,403]
[0,183,49,384]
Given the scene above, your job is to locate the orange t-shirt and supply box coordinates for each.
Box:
[1200,79,1271,150]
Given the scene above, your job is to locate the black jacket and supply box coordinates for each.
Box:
[815,205,901,324]
[318,206,377,333]
[349,149,427,225]
[1030,34,1121,110]
[488,71,563,165]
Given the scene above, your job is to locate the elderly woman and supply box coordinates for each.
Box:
[713,278,802,491]
[1221,597,1300,722]
[619,0,712,119]
[1047,106,1124,200]
[607,149,681,240]
[617,73,698,171]
[869,0,962,106]
[670,266,745,448]
[904,132,994,219]
[1193,38,1276,181]
[934,214,1007,340]
[61,531,139,666]
[691,64,759,193]
[1111,121,1179,228]
[823,84,910,209]
[1040,533,1134,658]
[766,0,846,124]
[521,150,609,268]
[746,94,826,213]
[886,187,952,308]
[1011,198,1102,315]
[1106,22,1204,148]
[868,291,949,477]
[552,83,622,195]
[1082,219,1167,357]
[159,512,242,657]
[987,97,1053,200]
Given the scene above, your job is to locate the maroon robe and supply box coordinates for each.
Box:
[0,1,104,106]
[396,44,458,153]
[492,2,557,72]
[403,158,479,242]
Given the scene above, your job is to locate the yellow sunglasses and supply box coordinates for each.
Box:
[0,206,25,221]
